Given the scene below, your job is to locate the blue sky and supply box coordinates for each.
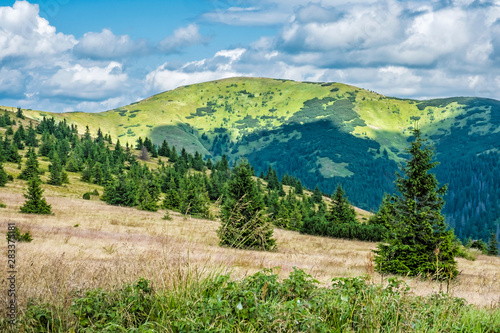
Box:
[1,0,500,112]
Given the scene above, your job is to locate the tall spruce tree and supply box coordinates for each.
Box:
[327,184,357,224]
[20,174,52,214]
[374,128,458,280]
[0,163,8,186]
[218,159,275,250]
[487,231,499,256]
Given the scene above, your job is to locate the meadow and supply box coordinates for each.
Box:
[0,168,499,331]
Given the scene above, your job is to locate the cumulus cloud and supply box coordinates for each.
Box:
[202,6,290,26]
[3,0,500,112]
[145,49,245,92]
[40,62,129,100]
[274,1,499,70]
[0,0,76,62]
[159,24,209,53]
[74,29,150,59]
[0,67,26,97]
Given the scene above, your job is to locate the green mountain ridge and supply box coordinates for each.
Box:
[3,77,500,241]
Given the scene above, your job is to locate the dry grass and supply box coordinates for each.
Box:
[0,181,499,319]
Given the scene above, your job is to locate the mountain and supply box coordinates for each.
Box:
[6,77,500,241]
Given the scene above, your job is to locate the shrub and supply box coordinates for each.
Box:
[6,226,33,242]
[82,192,91,200]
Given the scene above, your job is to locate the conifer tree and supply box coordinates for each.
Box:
[5,138,22,163]
[312,185,323,203]
[47,154,68,186]
[295,179,303,195]
[102,174,137,207]
[0,137,4,163]
[327,184,357,224]
[80,163,92,183]
[13,129,24,150]
[487,231,499,256]
[179,174,210,218]
[218,159,276,250]
[374,128,458,280]
[18,147,39,180]
[266,166,280,191]
[138,189,158,212]
[25,122,38,147]
[20,174,52,214]
[369,194,396,229]
[16,107,25,119]
[0,163,8,186]
[159,140,171,157]
[163,177,181,211]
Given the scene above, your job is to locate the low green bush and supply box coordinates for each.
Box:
[6,226,33,242]
[5,268,500,332]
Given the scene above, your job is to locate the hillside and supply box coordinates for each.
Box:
[1,149,499,330]
[3,77,500,241]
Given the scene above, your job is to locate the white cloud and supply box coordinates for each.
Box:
[0,1,76,62]
[159,24,209,53]
[201,6,289,26]
[145,49,246,92]
[74,96,130,113]
[74,29,149,59]
[40,62,129,100]
[0,68,25,96]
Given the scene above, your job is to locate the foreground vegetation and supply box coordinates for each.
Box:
[3,268,500,332]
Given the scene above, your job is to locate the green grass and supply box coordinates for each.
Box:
[5,268,499,332]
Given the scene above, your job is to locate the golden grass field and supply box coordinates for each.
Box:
[1,172,499,319]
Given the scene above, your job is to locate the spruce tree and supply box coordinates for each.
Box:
[163,184,181,211]
[487,231,499,256]
[374,128,458,280]
[102,174,137,207]
[20,174,52,214]
[295,179,303,195]
[312,185,323,203]
[218,159,275,250]
[178,174,210,218]
[0,163,8,186]
[47,154,68,185]
[369,194,396,229]
[25,122,38,147]
[13,129,24,150]
[18,147,39,180]
[327,184,357,224]
[138,190,158,212]
[16,107,25,119]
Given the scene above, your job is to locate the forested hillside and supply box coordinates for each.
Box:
[3,77,500,242]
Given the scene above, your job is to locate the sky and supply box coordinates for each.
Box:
[1,0,500,112]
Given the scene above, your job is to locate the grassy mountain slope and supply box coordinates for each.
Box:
[4,77,500,240]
